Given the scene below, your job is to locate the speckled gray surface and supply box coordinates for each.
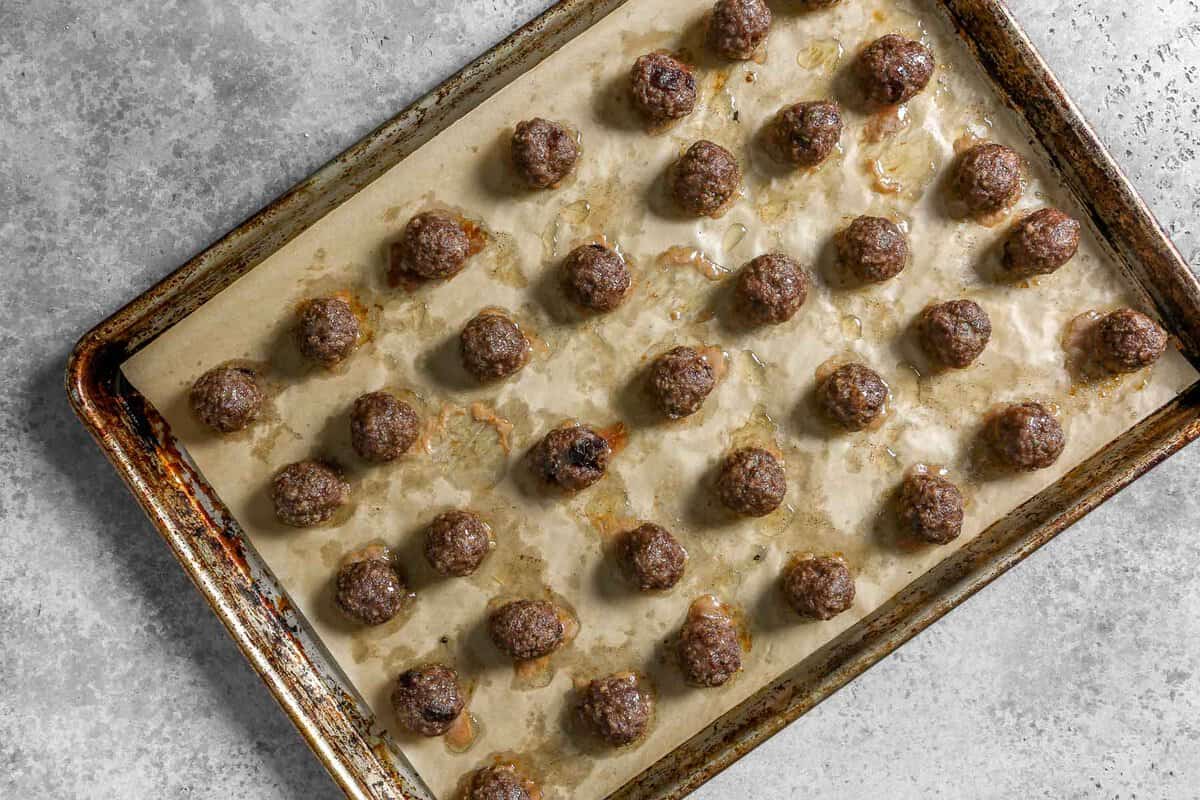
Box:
[1,1,1198,797]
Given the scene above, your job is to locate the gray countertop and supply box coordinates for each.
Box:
[2,1,1198,797]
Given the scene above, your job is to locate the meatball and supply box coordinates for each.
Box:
[897,472,963,545]
[735,253,810,325]
[716,447,787,517]
[630,52,697,124]
[189,365,263,433]
[489,599,565,660]
[511,118,578,189]
[562,243,631,312]
[677,614,742,687]
[953,143,1023,216]
[271,460,348,527]
[985,402,1065,471]
[1002,208,1081,277]
[296,297,360,367]
[335,557,407,626]
[578,674,652,746]
[350,391,419,463]
[919,299,992,369]
[620,523,687,591]
[460,312,531,382]
[837,215,908,283]
[707,0,772,61]
[765,101,843,168]
[1094,309,1168,374]
[528,425,612,492]
[817,363,889,431]
[670,140,741,217]
[856,34,936,106]
[390,664,465,737]
[390,211,471,282]
[783,556,855,620]
[648,346,716,419]
[424,510,493,577]
[466,766,533,800]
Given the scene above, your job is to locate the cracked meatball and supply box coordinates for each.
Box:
[271,460,348,527]
[528,424,612,492]
[489,600,565,660]
[670,140,741,217]
[837,216,907,283]
[1002,208,1081,277]
[857,34,936,106]
[190,365,264,433]
[466,766,534,800]
[577,674,652,746]
[390,212,472,282]
[735,252,809,325]
[765,101,843,167]
[897,472,964,545]
[783,556,855,620]
[677,612,742,687]
[350,391,419,463]
[424,510,493,577]
[707,0,772,61]
[511,118,578,189]
[648,346,716,419]
[335,557,407,626]
[562,243,631,312]
[296,297,359,367]
[919,299,992,369]
[716,447,787,517]
[630,53,697,124]
[460,311,531,382]
[985,402,1065,471]
[1094,309,1168,374]
[817,363,889,430]
[391,664,465,737]
[953,143,1023,216]
[620,523,687,591]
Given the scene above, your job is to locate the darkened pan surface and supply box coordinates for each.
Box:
[67,1,1200,798]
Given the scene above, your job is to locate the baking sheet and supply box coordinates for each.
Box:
[122,0,1197,797]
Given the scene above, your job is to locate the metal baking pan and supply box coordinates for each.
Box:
[67,1,1200,797]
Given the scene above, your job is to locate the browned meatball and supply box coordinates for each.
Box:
[390,664,465,737]
[297,297,359,366]
[335,557,407,625]
[562,243,631,312]
[620,524,687,591]
[717,447,787,517]
[466,766,533,800]
[350,391,419,463]
[857,34,936,106]
[670,140,741,217]
[897,472,963,545]
[1094,309,1168,374]
[189,365,263,433]
[511,118,578,189]
[735,253,809,325]
[1002,208,1082,277]
[708,0,772,61]
[424,510,493,577]
[528,425,612,492]
[985,402,1065,471]
[677,613,742,687]
[390,212,471,282]
[577,674,652,746]
[765,101,843,167]
[630,53,697,124]
[837,215,908,283]
[783,556,855,620]
[953,143,1023,216]
[489,600,565,660]
[271,460,348,527]
[460,312,531,382]
[648,346,716,419]
[919,300,992,369]
[817,363,889,431]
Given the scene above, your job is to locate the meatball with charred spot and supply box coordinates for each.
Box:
[677,614,742,687]
[857,34,936,106]
[670,140,741,217]
[619,523,687,591]
[460,312,531,382]
[648,346,716,419]
[765,101,843,168]
[716,447,787,517]
[837,215,908,283]
[466,766,533,800]
[897,472,964,545]
[985,402,1065,471]
[511,118,578,189]
[190,365,264,433]
[953,143,1024,216]
[1002,208,1081,277]
[1094,309,1168,374]
[817,363,889,431]
[707,0,772,61]
[630,53,697,124]
[577,674,652,746]
[390,664,465,737]
[335,557,407,626]
[783,556,855,620]
[351,391,419,463]
[919,299,992,369]
[424,510,493,578]
[489,600,565,661]
[562,243,631,312]
[271,460,348,528]
[297,297,360,367]
[735,253,809,325]
[528,425,612,492]
[390,212,472,282]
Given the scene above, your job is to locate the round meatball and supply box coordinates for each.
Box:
[716,447,787,517]
[350,391,419,463]
[953,143,1023,216]
[390,664,465,737]
[1002,208,1081,277]
[488,600,565,660]
[783,556,855,620]
[1094,309,1168,374]
[707,0,772,61]
[578,674,652,746]
[857,34,936,106]
[424,510,492,577]
[735,253,809,325]
[511,118,578,189]
[189,365,263,433]
[271,460,348,527]
[897,472,963,545]
[335,557,407,625]
[985,402,1065,471]
[765,101,843,167]
[677,615,742,687]
[562,243,631,312]
[391,212,471,281]
[837,215,908,283]
[817,363,889,430]
[919,299,992,369]
[466,766,533,800]
[296,297,359,367]
[460,312,531,382]
[648,346,716,419]
[528,425,612,492]
[670,140,741,217]
[620,523,687,591]
[630,53,697,124]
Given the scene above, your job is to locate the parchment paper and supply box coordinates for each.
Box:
[122,0,1197,796]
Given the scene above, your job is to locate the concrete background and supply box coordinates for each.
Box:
[2,0,1198,797]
